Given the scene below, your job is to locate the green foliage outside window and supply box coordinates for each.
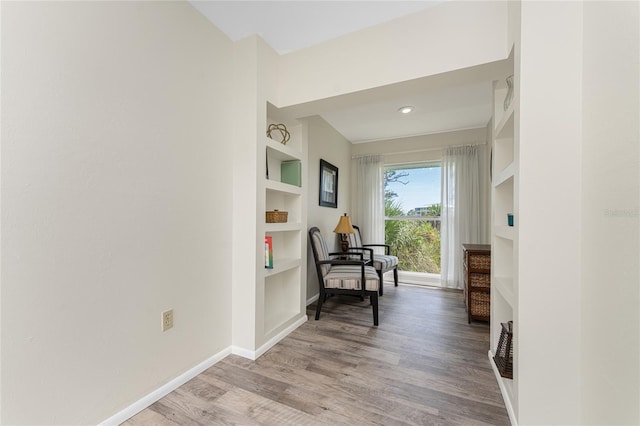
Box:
[384,170,441,274]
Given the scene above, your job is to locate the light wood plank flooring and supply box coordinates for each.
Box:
[123,284,509,425]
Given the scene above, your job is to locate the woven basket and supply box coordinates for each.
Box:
[470,291,490,317]
[469,254,491,270]
[494,321,514,379]
[470,273,490,288]
[266,210,288,223]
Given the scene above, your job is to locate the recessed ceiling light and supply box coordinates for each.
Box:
[398,106,414,114]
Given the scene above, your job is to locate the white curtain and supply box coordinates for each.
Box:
[352,155,385,247]
[440,146,481,289]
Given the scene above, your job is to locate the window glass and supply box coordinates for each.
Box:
[384,163,441,274]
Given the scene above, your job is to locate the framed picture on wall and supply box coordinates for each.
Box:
[319,159,338,208]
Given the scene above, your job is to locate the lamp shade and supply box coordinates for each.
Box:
[333,213,355,234]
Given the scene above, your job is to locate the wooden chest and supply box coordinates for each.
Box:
[462,244,491,323]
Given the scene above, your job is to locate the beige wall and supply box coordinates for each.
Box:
[1,2,234,424]
[305,116,352,302]
[516,2,639,424]
[581,2,639,423]
[518,2,584,422]
[277,1,509,107]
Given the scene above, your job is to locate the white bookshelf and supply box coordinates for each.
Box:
[258,102,308,347]
[489,46,519,425]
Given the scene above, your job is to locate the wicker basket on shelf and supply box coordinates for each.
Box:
[494,321,514,379]
[266,210,288,223]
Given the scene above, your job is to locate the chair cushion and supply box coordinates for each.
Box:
[372,254,398,271]
[324,265,379,291]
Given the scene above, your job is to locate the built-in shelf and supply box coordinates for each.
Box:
[495,225,515,241]
[266,179,303,195]
[264,309,299,336]
[265,137,302,162]
[488,351,517,424]
[493,276,515,306]
[493,162,515,187]
[491,46,518,424]
[263,265,302,335]
[257,103,307,355]
[264,222,303,232]
[495,100,515,139]
[264,258,302,276]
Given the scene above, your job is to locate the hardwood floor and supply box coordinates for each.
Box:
[123,284,509,425]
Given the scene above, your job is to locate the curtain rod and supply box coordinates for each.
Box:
[351,141,487,159]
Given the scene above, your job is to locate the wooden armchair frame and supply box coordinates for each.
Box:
[309,227,380,326]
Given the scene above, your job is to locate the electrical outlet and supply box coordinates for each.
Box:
[162,309,173,332]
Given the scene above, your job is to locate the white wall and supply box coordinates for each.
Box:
[277,1,509,107]
[305,116,352,301]
[230,36,259,354]
[581,2,639,424]
[518,2,584,423]
[515,3,640,424]
[1,2,234,424]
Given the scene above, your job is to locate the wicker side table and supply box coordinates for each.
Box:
[462,244,491,324]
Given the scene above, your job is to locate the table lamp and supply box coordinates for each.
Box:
[333,213,355,252]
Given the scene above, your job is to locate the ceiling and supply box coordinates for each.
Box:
[189,1,494,143]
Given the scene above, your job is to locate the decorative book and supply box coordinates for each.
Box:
[281,160,301,187]
[265,235,273,269]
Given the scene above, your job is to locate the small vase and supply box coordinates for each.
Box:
[504,75,514,111]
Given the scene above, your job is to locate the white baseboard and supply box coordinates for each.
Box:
[232,315,308,360]
[99,346,232,425]
[100,314,308,425]
[230,344,256,360]
[306,293,319,306]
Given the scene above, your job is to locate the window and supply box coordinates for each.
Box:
[384,163,441,274]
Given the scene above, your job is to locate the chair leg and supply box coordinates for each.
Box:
[315,295,323,320]
[371,293,379,326]
[393,267,398,287]
[377,270,384,296]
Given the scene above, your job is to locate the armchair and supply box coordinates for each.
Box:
[344,225,398,296]
[309,227,380,326]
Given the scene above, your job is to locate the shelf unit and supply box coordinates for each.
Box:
[257,102,308,349]
[489,49,519,424]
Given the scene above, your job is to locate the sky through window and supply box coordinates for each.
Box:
[386,164,441,215]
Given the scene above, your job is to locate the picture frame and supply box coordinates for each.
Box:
[319,159,338,208]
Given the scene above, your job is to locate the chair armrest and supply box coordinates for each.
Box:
[362,244,391,255]
[316,259,367,266]
[329,251,364,260]
[341,247,374,258]
[347,247,373,258]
